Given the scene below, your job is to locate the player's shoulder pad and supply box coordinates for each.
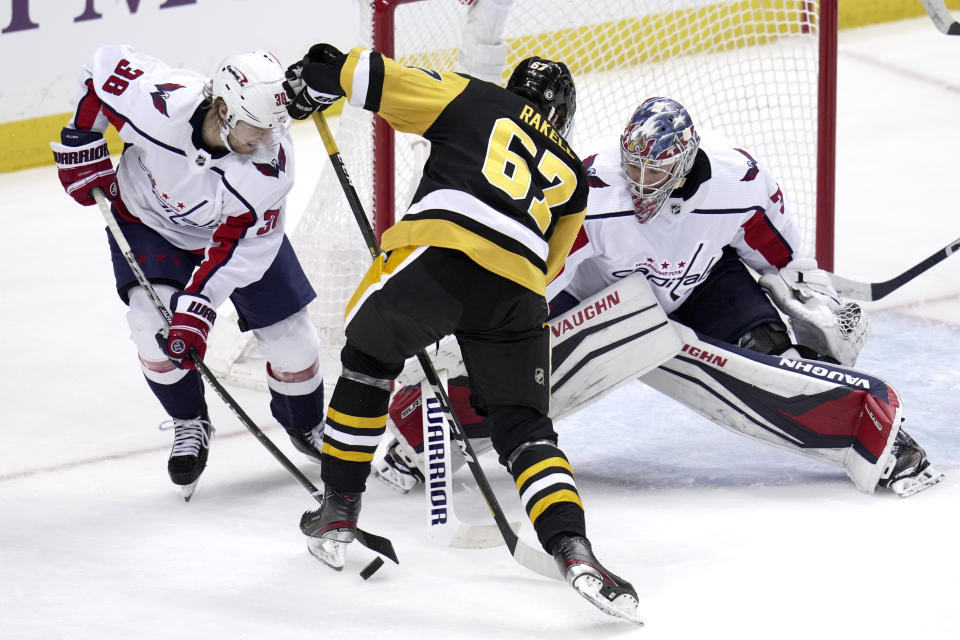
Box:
[698,131,776,186]
[91,45,207,131]
[216,140,295,213]
[580,134,623,188]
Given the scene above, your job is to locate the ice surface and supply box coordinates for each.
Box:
[2,17,959,640]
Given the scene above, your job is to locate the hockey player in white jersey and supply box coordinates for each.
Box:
[51,46,326,499]
[376,97,942,499]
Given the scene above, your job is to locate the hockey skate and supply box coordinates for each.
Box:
[300,487,361,570]
[159,411,214,502]
[879,429,944,497]
[552,536,643,625]
[372,438,424,494]
[288,424,324,464]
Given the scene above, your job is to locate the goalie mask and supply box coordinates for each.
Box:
[506,56,576,137]
[209,50,290,154]
[620,97,700,224]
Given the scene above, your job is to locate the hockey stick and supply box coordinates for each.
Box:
[312,112,560,580]
[91,187,398,565]
[921,0,960,35]
[418,373,515,549]
[830,234,960,300]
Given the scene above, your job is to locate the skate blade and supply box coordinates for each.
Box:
[572,574,644,626]
[298,451,323,465]
[180,481,199,502]
[306,537,347,571]
[891,466,945,498]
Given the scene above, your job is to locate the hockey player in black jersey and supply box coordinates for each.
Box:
[285,44,641,623]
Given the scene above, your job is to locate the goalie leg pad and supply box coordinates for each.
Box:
[641,323,902,493]
[419,374,502,548]
[549,274,683,421]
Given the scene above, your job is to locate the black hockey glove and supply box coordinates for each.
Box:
[283,43,347,120]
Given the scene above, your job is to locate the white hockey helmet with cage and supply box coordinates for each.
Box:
[620,97,700,224]
[209,50,290,152]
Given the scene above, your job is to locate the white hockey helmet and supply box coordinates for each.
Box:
[210,50,290,131]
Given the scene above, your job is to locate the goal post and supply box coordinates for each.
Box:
[209,0,837,389]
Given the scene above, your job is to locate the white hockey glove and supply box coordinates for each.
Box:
[758,258,869,366]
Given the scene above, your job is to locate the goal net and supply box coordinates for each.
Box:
[209,0,836,388]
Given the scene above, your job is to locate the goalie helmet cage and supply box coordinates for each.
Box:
[208,0,837,389]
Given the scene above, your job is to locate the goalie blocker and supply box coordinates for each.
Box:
[383,274,913,496]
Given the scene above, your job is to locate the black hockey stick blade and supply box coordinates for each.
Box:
[922,0,960,35]
[355,529,399,564]
[831,234,960,300]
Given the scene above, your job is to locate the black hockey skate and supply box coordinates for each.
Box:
[159,410,214,502]
[552,536,643,625]
[300,487,362,570]
[373,438,424,494]
[879,429,944,497]
[288,424,324,464]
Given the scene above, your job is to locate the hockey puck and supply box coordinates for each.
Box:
[360,556,384,580]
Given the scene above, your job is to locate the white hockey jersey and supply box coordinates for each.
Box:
[547,131,802,314]
[68,45,294,307]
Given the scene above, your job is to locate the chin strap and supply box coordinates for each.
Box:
[218,122,240,154]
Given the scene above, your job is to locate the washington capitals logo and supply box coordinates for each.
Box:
[226,65,248,86]
[253,145,287,178]
[582,154,610,188]
[150,83,184,116]
[735,148,759,182]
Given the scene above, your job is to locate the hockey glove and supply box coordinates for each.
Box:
[156,292,217,369]
[758,257,869,366]
[283,44,347,120]
[50,128,118,206]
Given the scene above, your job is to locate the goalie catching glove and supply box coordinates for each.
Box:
[155,292,216,369]
[283,44,346,120]
[50,128,118,206]
[758,257,869,366]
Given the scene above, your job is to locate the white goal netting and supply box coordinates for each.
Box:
[211,0,831,388]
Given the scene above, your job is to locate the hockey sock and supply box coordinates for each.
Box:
[321,373,390,492]
[145,371,205,420]
[509,440,587,552]
[266,360,324,436]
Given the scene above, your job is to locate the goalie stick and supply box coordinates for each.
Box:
[921,0,960,35]
[90,187,398,566]
[312,112,560,581]
[830,234,960,300]
[419,371,514,549]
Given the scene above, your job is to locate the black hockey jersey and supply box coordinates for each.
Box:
[336,48,587,296]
